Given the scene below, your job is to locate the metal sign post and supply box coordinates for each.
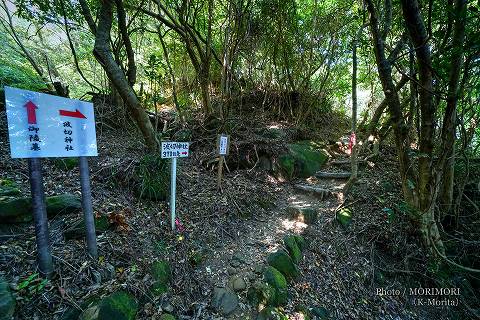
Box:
[5,86,99,266]
[28,158,53,277]
[161,141,189,231]
[79,156,98,259]
[170,157,177,231]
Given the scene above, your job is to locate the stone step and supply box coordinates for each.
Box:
[315,171,351,179]
[294,184,331,199]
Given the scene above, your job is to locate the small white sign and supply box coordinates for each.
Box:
[5,86,98,158]
[218,135,229,155]
[161,141,189,159]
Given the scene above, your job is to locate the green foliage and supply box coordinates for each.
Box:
[0,30,45,93]
[136,154,169,201]
[150,260,171,295]
[337,208,352,227]
[15,273,48,298]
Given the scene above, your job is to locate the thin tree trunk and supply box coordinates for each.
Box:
[89,0,158,151]
[439,0,467,216]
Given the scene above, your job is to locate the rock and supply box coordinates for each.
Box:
[211,287,239,315]
[247,282,275,307]
[0,180,21,197]
[266,250,299,279]
[227,267,237,275]
[150,260,171,295]
[311,306,330,319]
[263,267,288,306]
[283,235,302,264]
[276,141,329,179]
[287,206,318,224]
[337,208,352,227]
[64,215,111,240]
[159,314,176,320]
[256,307,288,320]
[46,194,82,217]
[0,276,15,320]
[228,276,247,292]
[0,196,32,223]
[97,291,138,320]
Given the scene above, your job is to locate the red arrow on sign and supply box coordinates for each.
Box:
[181,152,187,155]
[25,101,38,124]
[59,109,87,119]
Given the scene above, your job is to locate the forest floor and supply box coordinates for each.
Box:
[0,108,473,320]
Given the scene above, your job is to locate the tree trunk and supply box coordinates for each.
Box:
[439,0,467,216]
[90,0,158,151]
[366,0,415,204]
[400,0,445,254]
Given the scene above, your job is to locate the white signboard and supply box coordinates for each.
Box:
[5,86,98,158]
[161,141,189,159]
[218,135,230,155]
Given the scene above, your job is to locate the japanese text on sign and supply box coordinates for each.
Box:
[5,86,98,158]
[161,142,189,159]
[218,135,229,155]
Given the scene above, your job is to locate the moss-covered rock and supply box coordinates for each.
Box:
[0,196,32,223]
[266,250,299,279]
[277,155,295,179]
[0,276,15,320]
[151,260,171,295]
[337,208,352,227]
[263,267,288,306]
[247,282,276,307]
[276,141,329,179]
[293,235,306,252]
[0,193,81,223]
[256,307,288,320]
[64,215,112,240]
[46,194,82,217]
[0,180,21,197]
[287,206,318,224]
[283,235,302,264]
[97,291,137,320]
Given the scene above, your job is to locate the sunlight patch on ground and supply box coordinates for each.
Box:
[281,218,308,233]
[288,196,313,208]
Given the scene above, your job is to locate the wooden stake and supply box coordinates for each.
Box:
[217,155,224,190]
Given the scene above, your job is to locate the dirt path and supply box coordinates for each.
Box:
[190,171,346,319]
